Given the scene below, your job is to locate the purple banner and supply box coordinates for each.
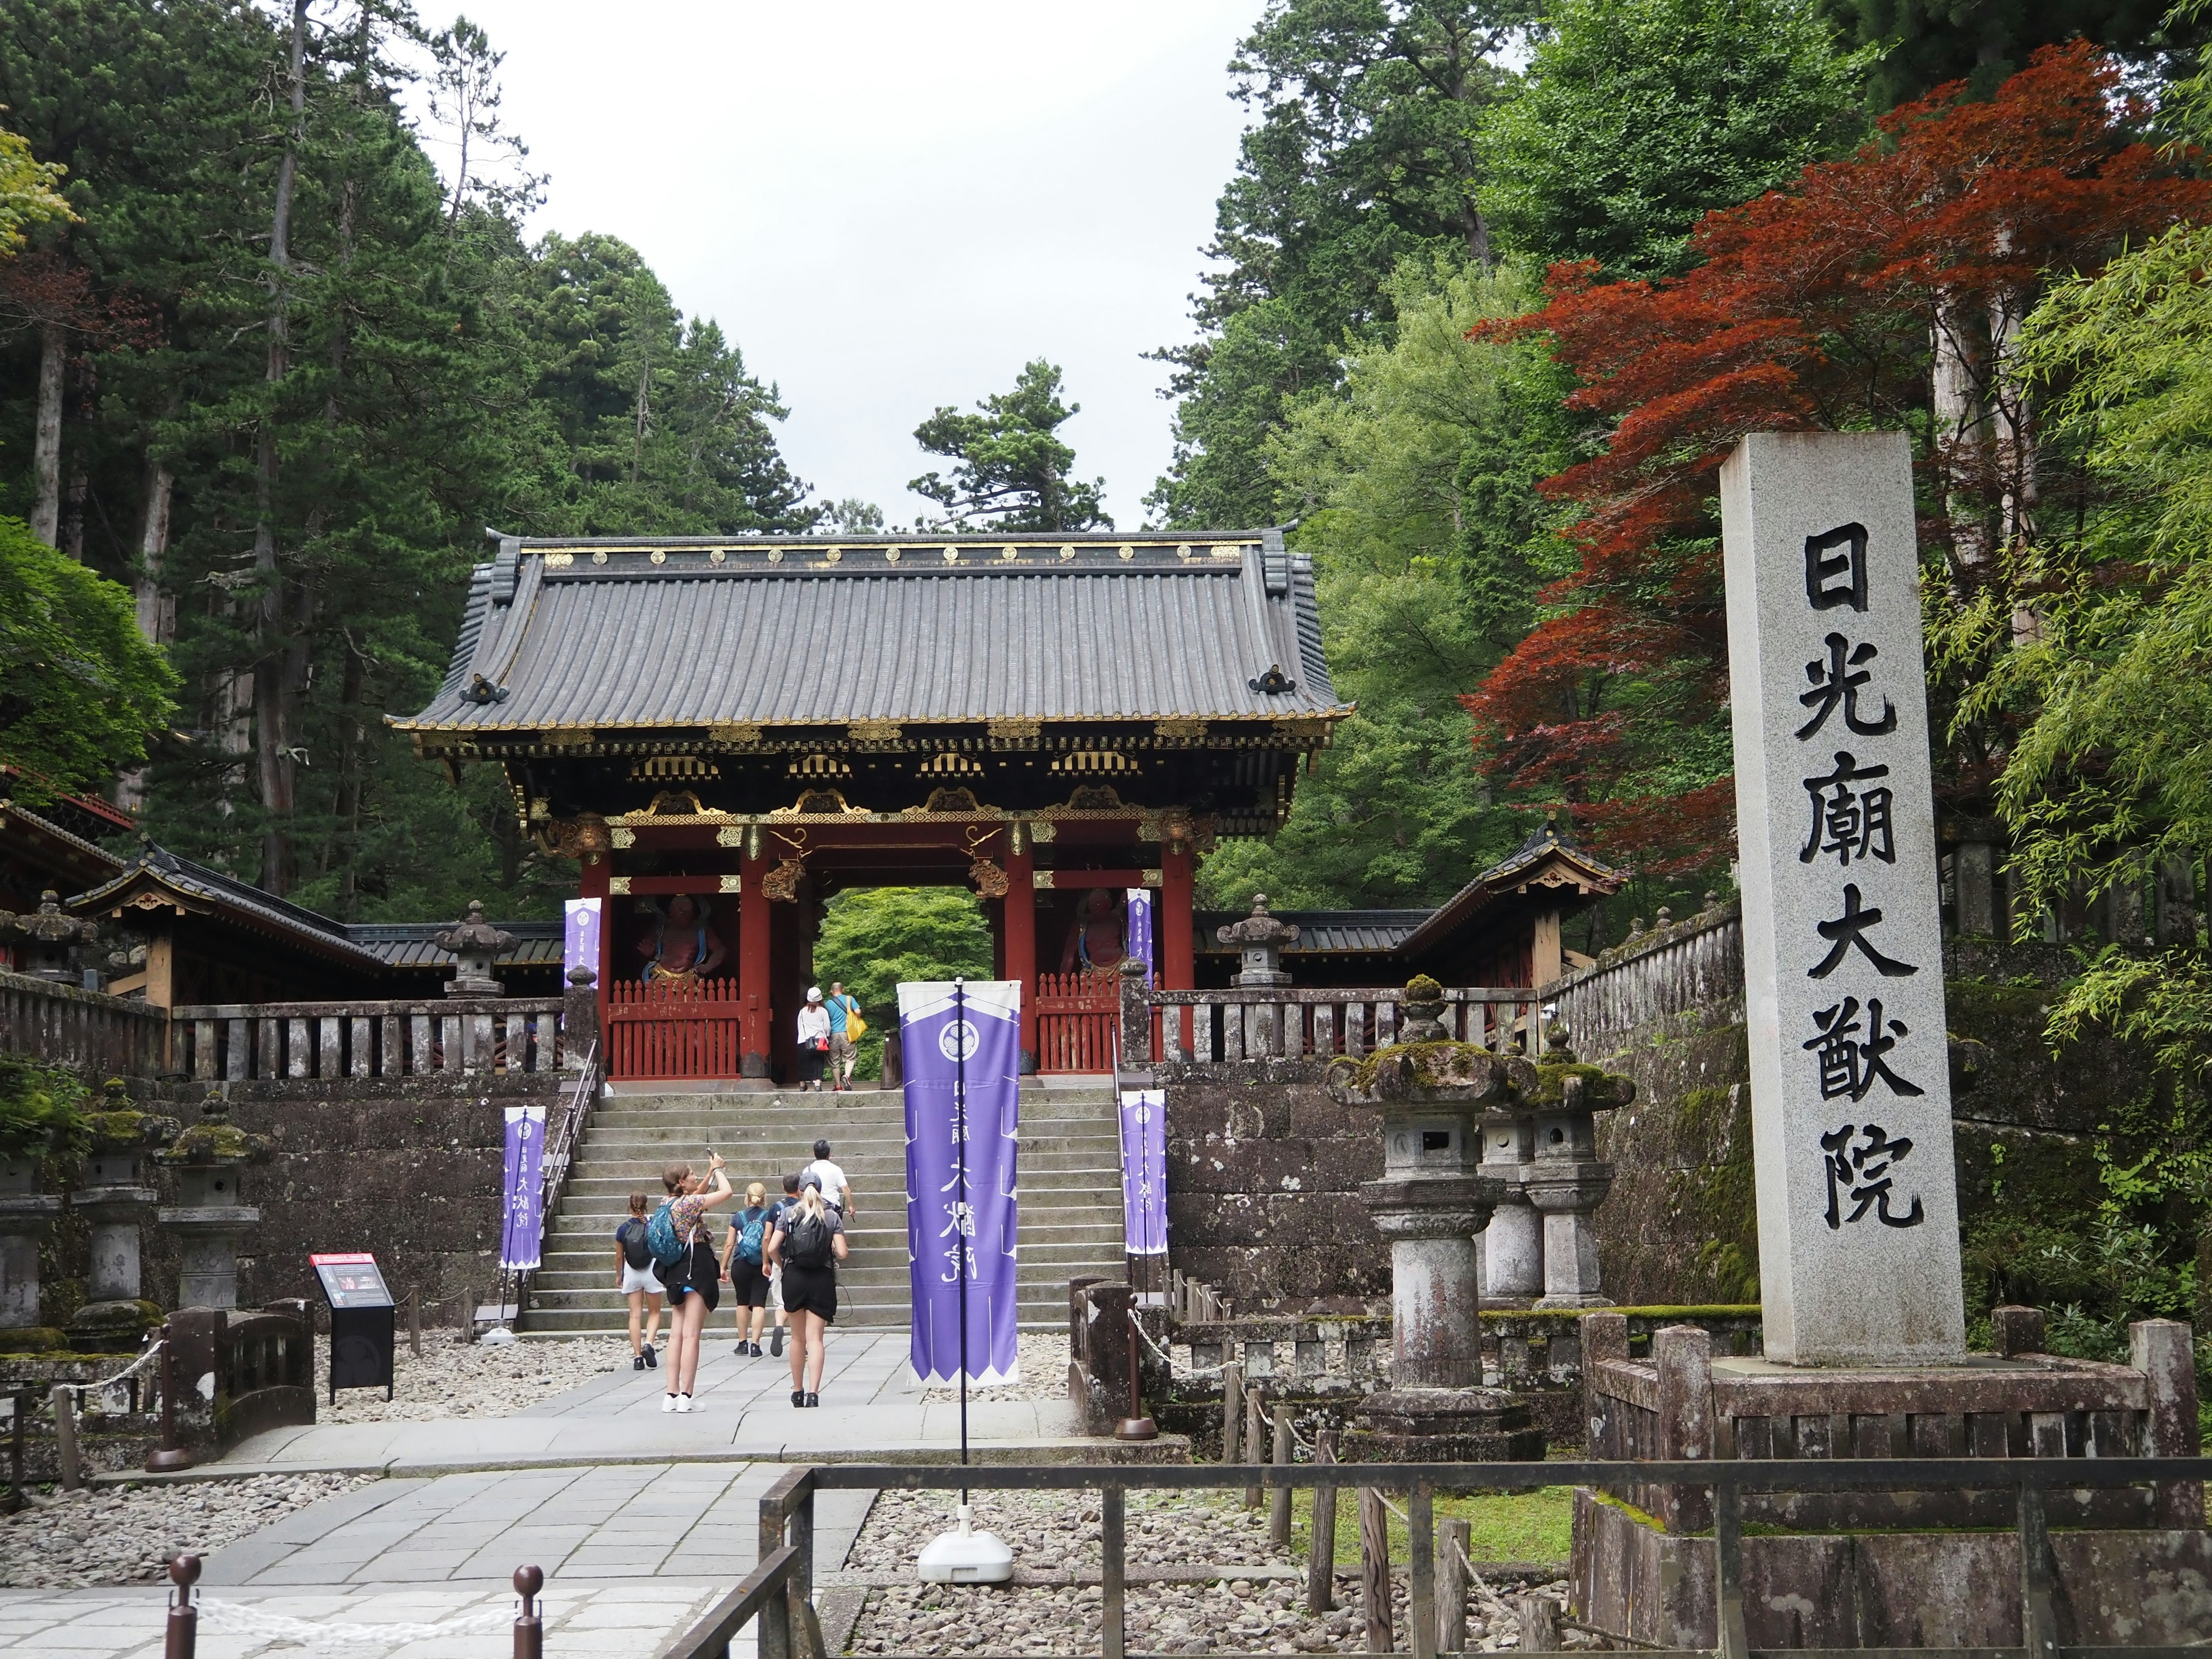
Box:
[900,979,1022,1387]
[1125,888,1156,984]
[1119,1088,1168,1256]
[563,898,601,981]
[499,1103,547,1271]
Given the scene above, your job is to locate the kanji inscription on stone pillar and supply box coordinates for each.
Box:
[1721,431,1965,1365]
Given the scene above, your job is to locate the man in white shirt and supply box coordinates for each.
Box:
[804,1137,853,1219]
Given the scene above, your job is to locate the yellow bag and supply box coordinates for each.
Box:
[845,1009,868,1040]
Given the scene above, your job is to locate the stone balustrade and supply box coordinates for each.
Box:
[1133,983,1547,1068]
[168,996,570,1081]
[0,969,165,1077]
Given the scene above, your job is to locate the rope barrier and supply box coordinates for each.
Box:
[18,1340,165,1421]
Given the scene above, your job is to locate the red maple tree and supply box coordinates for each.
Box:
[1464,42,2211,877]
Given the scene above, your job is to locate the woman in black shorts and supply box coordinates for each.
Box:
[767,1180,847,1407]
[656,1153,733,1413]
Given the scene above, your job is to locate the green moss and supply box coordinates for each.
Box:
[1661,1085,1760,1304]
[1530,1060,1611,1105]
[1288,1484,1576,1565]
[0,1057,90,1161]
[0,1327,67,1355]
[84,1111,180,1151]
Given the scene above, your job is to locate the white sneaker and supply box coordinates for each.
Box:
[661,1392,677,1413]
[675,1393,694,1414]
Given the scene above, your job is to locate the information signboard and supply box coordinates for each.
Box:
[309,1251,397,1402]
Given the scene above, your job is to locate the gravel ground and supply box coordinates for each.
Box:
[0,1472,373,1589]
[920,1332,1074,1404]
[844,1486,1566,1654]
[313,1331,634,1423]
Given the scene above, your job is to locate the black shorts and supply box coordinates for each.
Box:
[780,1264,836,1323]
[730,1260,771,1307]
[661,1241,721,1312]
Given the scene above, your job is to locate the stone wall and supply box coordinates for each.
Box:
[1162,1059,1389,1306]
[138,1070,569,1325]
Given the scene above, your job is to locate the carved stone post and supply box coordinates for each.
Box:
[562,965,600,1067]
[157,1096,271,1310]
[1477,1111,1543,1308]
[1330,980,1544,1461]
[0,1151,60,1343]
[1118,956,1152,1077]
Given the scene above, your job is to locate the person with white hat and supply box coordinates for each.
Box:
[794,985,832,1092]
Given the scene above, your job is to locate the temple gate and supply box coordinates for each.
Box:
[393,530,1346,1082]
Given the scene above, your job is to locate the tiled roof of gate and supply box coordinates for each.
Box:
[1194,910,1429,956]
[346,921,562,971]
[396,532,1345,734]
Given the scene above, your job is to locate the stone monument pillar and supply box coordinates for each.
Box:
[1327,978,1544,1460]
[1476,1111,1543,1306]
[1721,431,1964,1364]
[157,1095,271,1310]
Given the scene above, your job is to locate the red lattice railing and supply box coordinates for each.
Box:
[605,978,745,1081]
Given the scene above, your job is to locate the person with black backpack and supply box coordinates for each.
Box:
[721,1181,774,1357]
[613,1192,663,1371]
[766,1179,847,1407]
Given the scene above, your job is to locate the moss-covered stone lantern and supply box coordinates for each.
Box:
[65,1084,180,1351]
[1324,977,1546,1460]
[157,1093,272,1310]
[434,899,514,997]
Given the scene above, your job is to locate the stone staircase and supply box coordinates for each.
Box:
[522,1084,1127,1335]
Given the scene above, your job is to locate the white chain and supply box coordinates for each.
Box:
[198,1597,518,1646]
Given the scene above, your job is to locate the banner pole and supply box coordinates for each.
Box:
[955,977,969,1503]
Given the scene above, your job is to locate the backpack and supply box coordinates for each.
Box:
[783,1207,833,1270]
[616,1218,653,1271]
[736,1207,768,1265]
[644,1200,690,1271]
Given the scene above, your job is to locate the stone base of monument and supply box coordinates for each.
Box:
[1345,1384,1546,1463]
[1570,1309,2210,1649]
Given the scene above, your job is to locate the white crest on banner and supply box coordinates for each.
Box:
[897,979,1021,1024]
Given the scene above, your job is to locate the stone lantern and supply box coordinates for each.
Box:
[0,1143,63,1348]
[1325,978,1546,1460]
[157,1094,271,1310]
[1522,1022,1634,1309]
[1216,894,1301,1056]
[66,1087,181,1351]
[0,891,101,986]
[434,900,515,997]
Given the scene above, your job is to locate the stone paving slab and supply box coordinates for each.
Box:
[0,1581,731,1658]
[191,1461,874,1589]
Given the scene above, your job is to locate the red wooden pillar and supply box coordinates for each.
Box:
[1161,842,1195,1055]
[739,848,771,1078]
[1006,840,1037,1074]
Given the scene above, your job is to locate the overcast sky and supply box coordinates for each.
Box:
[421,2,1259,529]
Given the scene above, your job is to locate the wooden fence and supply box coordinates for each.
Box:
[604,978,744,1081]
[0,969,165,1077]
[168,997,569,1081]
[1035,969,1120,1073]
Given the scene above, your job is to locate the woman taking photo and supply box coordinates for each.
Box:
[656,1152,734,1412]
[767,1177,847,1407]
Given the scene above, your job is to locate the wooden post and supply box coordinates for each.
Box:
[1245,1385,1266,1508]
[1102,1481,1126,1659]
[1306,1427,1338,1615]
[1438,1516,1471,1656]
[1359,1487,1392,1654]
[407,1287,422,1358]
[459,1282,474,1345]
[1519,1593,1561,1652]
[1219,1359,1243,1463]
[1269,1402,1294,1547]
[1408,1484,1435,1659]
[51,1385,81,1491]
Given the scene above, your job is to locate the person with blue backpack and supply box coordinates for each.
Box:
[649,1152,733,1413]
[722,1180,774,1357]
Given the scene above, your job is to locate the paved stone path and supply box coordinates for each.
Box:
[208,1330,1085,1475]
[1,1331,1089,1655]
